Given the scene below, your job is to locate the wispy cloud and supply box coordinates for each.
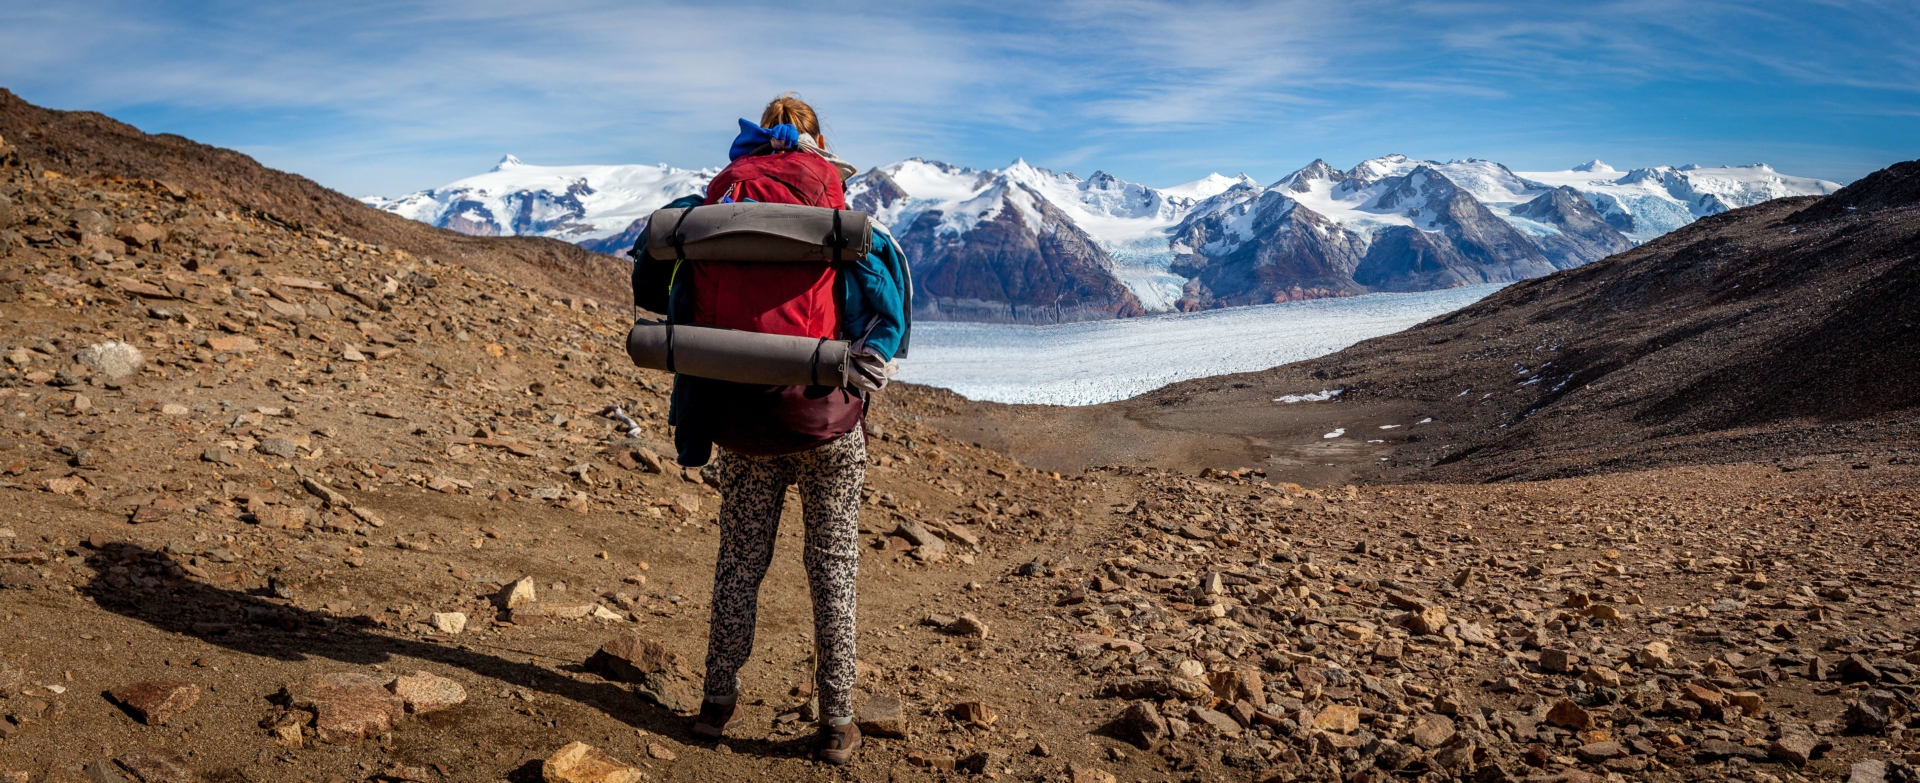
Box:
[0,0,1913,192]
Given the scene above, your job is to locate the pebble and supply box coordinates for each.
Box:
[428,612,466,635]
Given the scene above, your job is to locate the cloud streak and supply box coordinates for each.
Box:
[0,0,1913,193]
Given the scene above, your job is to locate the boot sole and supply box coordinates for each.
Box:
[691,712,743,739]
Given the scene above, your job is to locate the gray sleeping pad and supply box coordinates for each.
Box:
[626,320,850,387]
[645,202,872,262]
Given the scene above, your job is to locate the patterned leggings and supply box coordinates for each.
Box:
[702,428,865,718]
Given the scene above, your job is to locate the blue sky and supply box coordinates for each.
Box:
[3,1,1915,196]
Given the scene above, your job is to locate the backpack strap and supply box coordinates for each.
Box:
[810,337,828,387]
[830,209,843,265]
[665,207,696,374]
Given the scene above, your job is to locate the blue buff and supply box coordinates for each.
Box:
[728,119,800,160]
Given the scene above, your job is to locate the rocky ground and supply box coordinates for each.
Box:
[3,139,1920,783]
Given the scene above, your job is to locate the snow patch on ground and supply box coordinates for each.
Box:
[1276,390,1343,403]
[896,284,1504,405]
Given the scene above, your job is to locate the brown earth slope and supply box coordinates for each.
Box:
[0,89,630,305]
[939,161,1920,485]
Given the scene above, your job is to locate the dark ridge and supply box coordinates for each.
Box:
[1791,159,1920,222]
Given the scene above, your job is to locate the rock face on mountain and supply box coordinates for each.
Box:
[899,183,1145,323]
[1168,191,1367,309]
[576,218,647,258]
[1350,166,1556,291]
[1509,185,1635,269]
[847,166,909,215]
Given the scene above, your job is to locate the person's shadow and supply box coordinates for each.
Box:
[82,541,812,774]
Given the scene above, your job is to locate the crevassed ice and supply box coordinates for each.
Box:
[895,283,1504,406]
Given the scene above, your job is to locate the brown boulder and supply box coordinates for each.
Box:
[1409,605,1449,635]
[1409,713,1456,749]
[1113,701,1166,749]
[1546,699,1593,730]
[1207,669,1265,707]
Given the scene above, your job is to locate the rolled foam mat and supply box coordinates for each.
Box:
[626,320,850,387]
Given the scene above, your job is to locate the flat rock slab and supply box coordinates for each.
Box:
[113,749,193,783]
[107,680,199,725]
[288,672,406,745]
[1311,704,1359,734]
[389,670,466,715]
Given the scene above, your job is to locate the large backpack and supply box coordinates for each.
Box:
[643,149,865,463]
[691,151,847,338]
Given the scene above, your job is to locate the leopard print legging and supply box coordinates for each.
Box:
[702,428,865,719]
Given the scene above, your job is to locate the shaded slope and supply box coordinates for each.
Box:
[0,89,629,304]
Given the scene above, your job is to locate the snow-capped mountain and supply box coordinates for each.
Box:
[371,153,1840,322]
[1516,161,1840,242]
[846,158,1217,320]
[361,155,716,254]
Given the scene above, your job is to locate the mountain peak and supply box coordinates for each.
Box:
[492,154,525,172]
[1571,159,1614,173]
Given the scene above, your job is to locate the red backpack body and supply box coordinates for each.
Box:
[692,152,847,338]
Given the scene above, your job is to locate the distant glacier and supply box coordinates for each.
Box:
[895,283,1507,406]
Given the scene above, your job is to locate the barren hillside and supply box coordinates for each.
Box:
[1,95,1918,783]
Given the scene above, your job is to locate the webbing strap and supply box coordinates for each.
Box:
[810,337,827,387]
[663,208,695,375]
[830,209,843,265]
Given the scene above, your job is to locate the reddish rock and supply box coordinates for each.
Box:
[584,635,694,682]
[108,680,200,725]
[114,749,193,783]
[388,670,466,715]
[542,742,643,783]
[287,672,406,745]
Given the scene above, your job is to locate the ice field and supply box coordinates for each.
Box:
[895,284,1505,406]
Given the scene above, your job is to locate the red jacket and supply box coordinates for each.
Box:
[685,150,863,458]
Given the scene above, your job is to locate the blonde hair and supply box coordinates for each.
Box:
[760,93,825,150]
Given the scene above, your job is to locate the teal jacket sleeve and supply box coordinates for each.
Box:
[839,225,912,360]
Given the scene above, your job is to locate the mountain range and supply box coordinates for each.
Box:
[366,154,1840,323]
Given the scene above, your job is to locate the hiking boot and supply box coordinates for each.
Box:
[691,700,743,739]
[818,719,862,765]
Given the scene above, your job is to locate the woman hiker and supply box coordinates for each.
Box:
[629,94,911,766]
